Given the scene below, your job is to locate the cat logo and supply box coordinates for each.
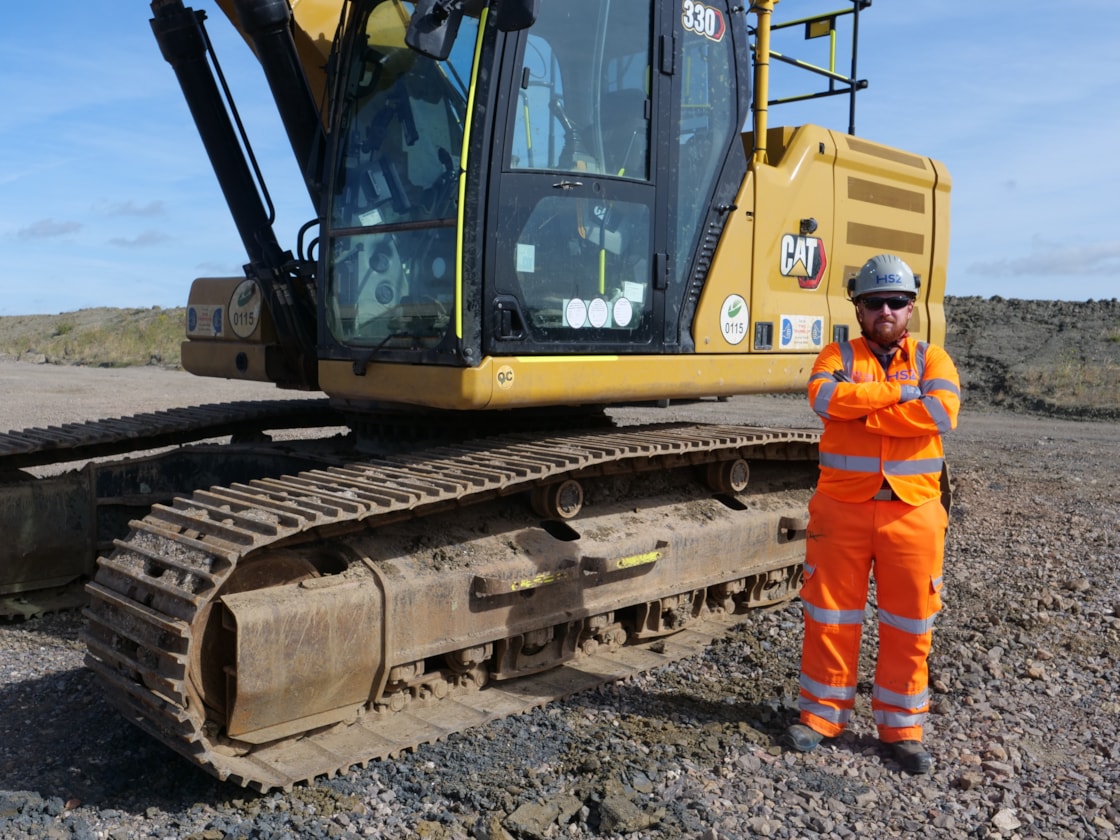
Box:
[779,233,827,290]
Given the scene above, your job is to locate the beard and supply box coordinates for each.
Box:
[861,316,909,348]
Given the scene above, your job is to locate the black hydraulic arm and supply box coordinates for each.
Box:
[150,0,318,388]
[229,0,325,207]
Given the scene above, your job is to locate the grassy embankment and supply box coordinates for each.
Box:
[0,308,185,369]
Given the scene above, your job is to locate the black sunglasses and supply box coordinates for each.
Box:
[858,296,912,311]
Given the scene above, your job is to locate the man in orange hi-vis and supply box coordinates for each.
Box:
[781,253,961,775]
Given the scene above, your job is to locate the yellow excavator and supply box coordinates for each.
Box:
[0,0,949,790]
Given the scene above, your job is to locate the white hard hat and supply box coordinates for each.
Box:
[847,254,920,299]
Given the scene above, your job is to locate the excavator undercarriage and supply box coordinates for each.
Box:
[2,397,819,790]
[52,414,820,790]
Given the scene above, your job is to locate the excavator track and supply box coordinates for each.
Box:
[0,399,343,471]
[83,423,819,791]
[0,399,348,618]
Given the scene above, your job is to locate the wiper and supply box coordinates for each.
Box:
[350,326,442,375]
[351,332,414,376]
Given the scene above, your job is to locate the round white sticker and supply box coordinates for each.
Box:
[719,294,749,346]
[228,280,262,339]
[565,298,588,328]
[587,297,609,328]
[612,297,634,328]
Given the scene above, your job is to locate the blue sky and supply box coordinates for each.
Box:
[2,1,1118,315]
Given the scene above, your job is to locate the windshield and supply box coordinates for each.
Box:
[325,1,479,350]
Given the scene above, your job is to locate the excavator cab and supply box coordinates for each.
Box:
[321,0,745,367]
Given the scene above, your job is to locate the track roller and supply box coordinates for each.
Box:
[530,478,584,519]
[705,458,750,494]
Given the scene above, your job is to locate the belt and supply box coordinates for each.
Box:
[872,482,901,501]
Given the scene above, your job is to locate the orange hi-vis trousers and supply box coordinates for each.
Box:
[797,491,946,743]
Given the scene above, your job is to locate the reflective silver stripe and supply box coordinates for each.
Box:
[884,457,943,476]
[803,601,864,626]
[923,377,960,396]
[921,396,954,434]
[801,673,857,701]
[801,698,852,725]
[932,575,943,589]
[810,371,835,382]
[840,341,854,374]
[874,709,926,729]
[803,561,816,576]
[914,342,928,378]
[820,451,881,473]
[879,607,938,635]
[813,379,837,417]
[873,683,929,710]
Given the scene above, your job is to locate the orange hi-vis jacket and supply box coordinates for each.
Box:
[808,336,961,504]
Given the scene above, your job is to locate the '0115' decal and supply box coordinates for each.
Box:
[681,0,726,42]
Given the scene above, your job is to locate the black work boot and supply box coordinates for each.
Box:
[889,740,932,775]
[781,723,825,753]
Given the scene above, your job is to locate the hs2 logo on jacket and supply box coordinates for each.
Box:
[780,234,827,290]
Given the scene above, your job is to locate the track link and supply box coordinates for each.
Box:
[0,399,343,471]
[83,424,818,790]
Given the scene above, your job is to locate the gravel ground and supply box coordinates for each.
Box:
[1,363,1119,839]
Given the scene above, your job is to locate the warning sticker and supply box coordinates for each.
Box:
[187,305,224,337]
[587,297,609,328]
[564,298,588,328]
[562,295,640,329]
[612,297,634,328]
[779,315,824,350]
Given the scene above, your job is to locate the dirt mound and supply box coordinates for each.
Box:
[945,296,1120,419]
